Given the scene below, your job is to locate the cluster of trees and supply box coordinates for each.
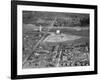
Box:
[23,11,89,27]
[53,16,89,27]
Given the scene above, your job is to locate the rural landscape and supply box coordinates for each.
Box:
[22,11,90,68]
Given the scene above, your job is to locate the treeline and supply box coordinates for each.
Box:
[23,11,89,27]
